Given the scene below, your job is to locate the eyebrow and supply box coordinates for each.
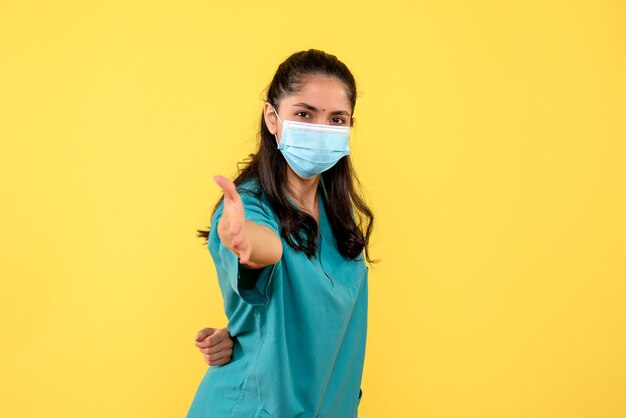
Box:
[292,102,351,117]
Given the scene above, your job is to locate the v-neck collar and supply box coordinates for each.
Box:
[284,179,328,221]
[317,178,332,238]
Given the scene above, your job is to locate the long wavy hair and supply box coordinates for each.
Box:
[197,49,376,264]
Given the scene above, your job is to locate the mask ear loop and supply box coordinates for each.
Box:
[272,106,283,147]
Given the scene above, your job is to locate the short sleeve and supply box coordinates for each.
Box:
[208,183,281,306]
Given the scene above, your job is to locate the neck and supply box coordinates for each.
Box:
[285,167,320,212]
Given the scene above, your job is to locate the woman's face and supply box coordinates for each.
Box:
[264,75,353,144]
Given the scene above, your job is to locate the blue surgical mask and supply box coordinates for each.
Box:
[273,107,351,179]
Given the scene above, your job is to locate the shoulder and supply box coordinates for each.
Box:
[236,177,271,210]
[237,177,263,198]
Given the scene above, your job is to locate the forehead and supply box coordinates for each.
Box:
[283,75,351,111]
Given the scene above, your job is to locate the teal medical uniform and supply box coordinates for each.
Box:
[187,177,368,418]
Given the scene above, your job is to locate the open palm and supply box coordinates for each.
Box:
[213,175,253,265]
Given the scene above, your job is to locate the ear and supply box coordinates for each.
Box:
[350,116,356,128]
[263,102,279,135]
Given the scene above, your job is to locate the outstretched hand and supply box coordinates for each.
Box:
[213,175,253,265]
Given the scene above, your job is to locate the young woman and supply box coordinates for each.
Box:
[189,49,375,418]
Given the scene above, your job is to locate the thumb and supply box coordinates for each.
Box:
[213,175,236,201]
[213,175,243,208]
[196,327,217,342]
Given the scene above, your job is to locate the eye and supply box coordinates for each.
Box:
[296,111,311,118]
[331,117,346,125]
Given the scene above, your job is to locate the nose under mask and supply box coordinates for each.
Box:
[273,107,351,179]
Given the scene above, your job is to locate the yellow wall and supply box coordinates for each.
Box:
[1,1,625,417]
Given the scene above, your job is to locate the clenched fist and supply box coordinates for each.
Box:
[195,327,234,366]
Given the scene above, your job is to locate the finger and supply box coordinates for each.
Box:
[210,355,232,366]
[199,345,231,356]
[230,220,242,237]
[205,349,232,364]
[213,176,242,207]
[207,338,233,355]
[204,353,229,366]
[206,329,232,348]
[210,357,230,366]
[195,328,216,342]
[231,227,243,248]
[213,175,235,197]
[196,331,222,348]
[239,246,251,265]
[205,333,225,348]
[232,233,247,252]
[196,339,212,349]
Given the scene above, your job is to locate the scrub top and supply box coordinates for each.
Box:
[186,177,368,418]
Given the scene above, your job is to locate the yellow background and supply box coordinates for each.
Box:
[1,1,625,417]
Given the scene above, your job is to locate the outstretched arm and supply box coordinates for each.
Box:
[213,175,282,269]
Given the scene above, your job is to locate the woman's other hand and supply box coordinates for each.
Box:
[195,327,234,366]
